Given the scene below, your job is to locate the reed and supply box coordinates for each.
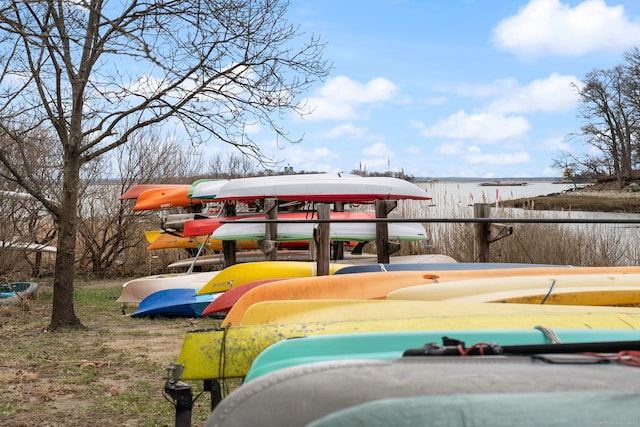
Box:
[398,199,640,266]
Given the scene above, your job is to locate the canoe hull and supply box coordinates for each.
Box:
[245,328,640,382]
[176,303,640,380]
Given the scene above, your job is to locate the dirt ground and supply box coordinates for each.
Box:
[1,279,220,427]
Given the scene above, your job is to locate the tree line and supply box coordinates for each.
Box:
[557,47,640,188]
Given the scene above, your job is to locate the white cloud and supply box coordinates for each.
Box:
[541,135,572,151]
[436,141,464,155]
[406,145,421,155]
[463,151,532,164]
[419,110,531,141]
[299,76,399,121]
[493,0,640,57]
[323,123,369,139]
[363,142,393,158]
[456,78,518,98]
[487,73,581,113]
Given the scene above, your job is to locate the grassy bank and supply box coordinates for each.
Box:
[1,279,221,427]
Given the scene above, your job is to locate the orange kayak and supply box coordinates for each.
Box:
[219,265,640,326]
[145,231,259,251]
[133,185,203,211]
[119,184,184,200]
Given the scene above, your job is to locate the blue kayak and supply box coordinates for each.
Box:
[131,288,222,318]
[0,282,38,305]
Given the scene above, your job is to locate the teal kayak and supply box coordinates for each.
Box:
[0,282,38,305]
[245,327,640,382]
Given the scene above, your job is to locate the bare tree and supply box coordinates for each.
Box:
[573,66,638,188]
[77,129,204,275]
[0,0,329,330]
[208,151,259,178]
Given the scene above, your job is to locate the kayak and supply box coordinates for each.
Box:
[237,298,640,326]
[244,327,640,382]
[387,273,640,303]
[219,266,640,326]
[196,261,347,295]
[131,288,223,318]
[175,302,640,380]
[208,356,640,427]
[0,281,39,305]
[211,173,432,203]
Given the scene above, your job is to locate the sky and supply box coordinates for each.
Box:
[209,0,640,179]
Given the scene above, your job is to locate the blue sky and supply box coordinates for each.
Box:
[212,0,640,178]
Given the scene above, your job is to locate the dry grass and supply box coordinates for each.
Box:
[0,279,222,427]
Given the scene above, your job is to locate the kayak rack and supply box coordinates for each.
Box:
[164,363,222,427]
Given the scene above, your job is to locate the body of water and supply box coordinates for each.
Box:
[418,180,574,217]
[414,180,640,224]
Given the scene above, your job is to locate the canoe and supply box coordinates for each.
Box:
[175,303,640,380]
[182,214,249,237]
[238,298,640,326]
[130,288,222,318]
[245,328,640,382]
[145,232,230,251]
[160,212,217,232]
[0,282,39,305]
[218,266,640,326]
[212,216,428,242]
[0,241,57,253]
[306,392,638,427]
[208,357,640,427]
[387,273,640,303]
[188,179,229,200]
[445,287,640,306]
[117,271,218,303]
[133,185,203,211]
[212,173,432,203]
[202,278,288,316]
[119,184,183,200]
[333,254,457,266]
[167,250,314,269]
[183,210,387,238]
[334,261,557,274]
[196,261,347,295]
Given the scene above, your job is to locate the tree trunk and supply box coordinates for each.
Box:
[49,152,84,330]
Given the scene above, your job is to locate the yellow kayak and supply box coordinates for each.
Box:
[196,261,347,295]
[220,266,640,326]
[238,298,640,326]
[387,273,640,303]
[444,287,640,306]
[176,301,640,380]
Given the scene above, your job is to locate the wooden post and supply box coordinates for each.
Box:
[474,203,491,263]
[332,202,344,260]
[314,203,330,276]
[375,200,398,264]
[222,202,236,268]
[263,198,278,261]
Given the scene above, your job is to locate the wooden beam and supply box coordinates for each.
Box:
[314,203,331,276]
[375,200,397,263]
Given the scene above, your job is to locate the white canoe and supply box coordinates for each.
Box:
[0,241,57,253]
[189,179,230,200]
[212,219,428,242]
[117,270,219,303]
[212,173,431,203]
